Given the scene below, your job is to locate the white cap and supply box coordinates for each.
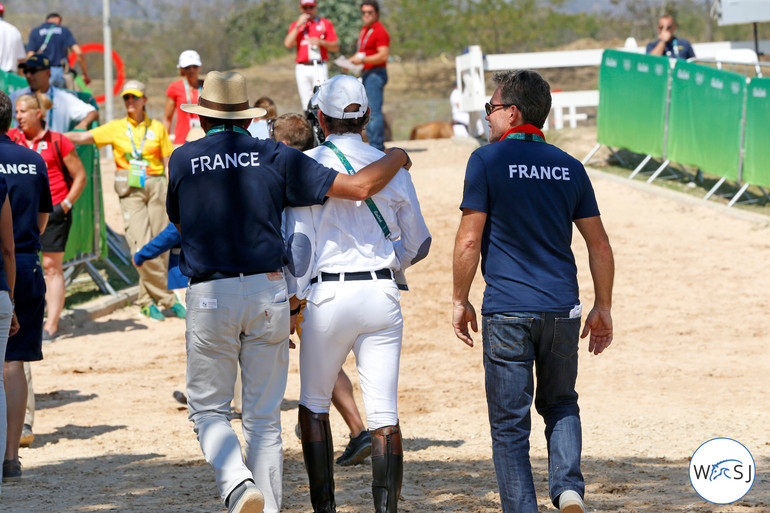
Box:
[313,75,368,119]
[177,50,202,68]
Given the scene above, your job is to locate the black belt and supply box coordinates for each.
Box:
[298,60,324,66]
[310,268,393,285]
[190,270,264,285]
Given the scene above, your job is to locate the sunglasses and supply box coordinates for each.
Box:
[658,25,673,30]
[23,68,46,75]
[122,94,142,101]
[302,5,316,9]
[485,102,513,116]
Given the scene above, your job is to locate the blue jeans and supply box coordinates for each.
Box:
[362,67,388,150]
[482,311,584,513]
[50,66,67,89]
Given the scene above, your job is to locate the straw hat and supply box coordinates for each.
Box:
[181,71,266,120]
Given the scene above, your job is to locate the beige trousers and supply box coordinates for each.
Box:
[119,176,176,309]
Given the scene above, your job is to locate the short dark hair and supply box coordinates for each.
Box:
[321,109,369,136]
[46,13,61,21]
[361,1,379,13]
[254,97,277,120]
[273,113,314,151]
[0,92,12,133]
[492,70,551,129]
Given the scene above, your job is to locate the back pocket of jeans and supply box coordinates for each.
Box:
[552,317,580,358]
[486,316,534,362]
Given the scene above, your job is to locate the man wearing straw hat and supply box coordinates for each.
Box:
[166,70,411,513]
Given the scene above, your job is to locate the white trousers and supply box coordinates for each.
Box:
[0,291,13,492]
[295,62,329,111]
[299,278,403,429]
[185,273,290,513]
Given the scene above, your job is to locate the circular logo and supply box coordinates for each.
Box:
[690,438,755,504]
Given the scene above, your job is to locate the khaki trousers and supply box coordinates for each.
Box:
[119,176,176,309]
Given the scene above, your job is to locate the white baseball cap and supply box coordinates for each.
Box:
[177,50,202,68]
[313,75,368,119]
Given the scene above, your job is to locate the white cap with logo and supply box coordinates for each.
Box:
[312,74,369,119]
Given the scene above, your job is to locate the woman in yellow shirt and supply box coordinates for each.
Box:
[66,80,184,321]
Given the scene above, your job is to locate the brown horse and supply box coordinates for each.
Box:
[409,121,454,140]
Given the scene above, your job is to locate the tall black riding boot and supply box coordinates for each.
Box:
[299,404,337,513]
[371,423,403,513]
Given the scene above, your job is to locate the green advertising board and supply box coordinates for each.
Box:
[667,61,745,181]
[742,78,770,188]
[597,49,670,158]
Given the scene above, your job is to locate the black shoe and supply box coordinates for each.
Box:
[2,458,22,482]
[336,430,372,466]
[172,390,187,405]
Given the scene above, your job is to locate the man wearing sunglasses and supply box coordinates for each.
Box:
[11,54,97,134]
[453,70,614,513]
[646,14,695,60]
[349,0,389,151]
[284,0,339,112]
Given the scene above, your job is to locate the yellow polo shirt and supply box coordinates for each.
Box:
[90,115,173,175]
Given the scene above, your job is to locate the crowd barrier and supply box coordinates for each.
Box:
[586,49,770,205]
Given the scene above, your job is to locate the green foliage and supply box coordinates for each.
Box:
[226,0,297,67]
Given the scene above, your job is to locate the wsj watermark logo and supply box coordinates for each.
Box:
[689,438,755,504]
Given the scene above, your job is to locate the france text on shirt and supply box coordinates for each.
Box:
[190,152,260,175]
[508,164,570,181]
[0,162,39,175]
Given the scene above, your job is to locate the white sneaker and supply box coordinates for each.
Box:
[559,490,585,513]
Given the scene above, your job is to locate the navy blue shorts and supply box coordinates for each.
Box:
[5,253,45,362]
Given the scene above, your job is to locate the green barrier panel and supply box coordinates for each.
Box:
[667,61,745,181]
[0,69,28,96]
[742,78,770,188]
[63,91,107,261]
[597,49,670,157]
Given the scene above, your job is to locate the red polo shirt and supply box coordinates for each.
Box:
[357,20,389,70]
[288,17,338,63]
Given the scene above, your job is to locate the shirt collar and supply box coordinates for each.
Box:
[499,124,545,142]
[326,133,364,144]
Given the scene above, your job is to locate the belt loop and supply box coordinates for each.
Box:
[239,272,245,282]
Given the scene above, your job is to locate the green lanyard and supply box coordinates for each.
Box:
[206,125,251,136]
[504,132,545,143]
[322,140,391,238]
[126,120,148,159]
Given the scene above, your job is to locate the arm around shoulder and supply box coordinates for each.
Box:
[326,147,409,201]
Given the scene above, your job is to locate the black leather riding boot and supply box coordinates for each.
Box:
[371,423,403,513]
[299,404,336,513]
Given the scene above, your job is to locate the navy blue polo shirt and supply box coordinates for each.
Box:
[27,22,77,66]
[0,176,8,292]
[645,38,695,60]
[0,135,53,253]
[167,129,337,280]
[460,136,599,314]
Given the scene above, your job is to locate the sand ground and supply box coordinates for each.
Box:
[1,134,768,512]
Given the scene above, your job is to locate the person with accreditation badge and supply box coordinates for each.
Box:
[165,70,411,513]
[65,80,183,322]
[349,0,389,151]
[284,74,430,513]
[452,70,614,513]
[284,0,339,111]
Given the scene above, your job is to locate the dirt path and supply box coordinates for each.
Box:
[2,137,768,512]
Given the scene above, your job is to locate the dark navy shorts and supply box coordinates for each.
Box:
[40,203,73,253]
[5,253,46,362]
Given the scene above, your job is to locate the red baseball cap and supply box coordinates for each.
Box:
[0,4,5,14]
